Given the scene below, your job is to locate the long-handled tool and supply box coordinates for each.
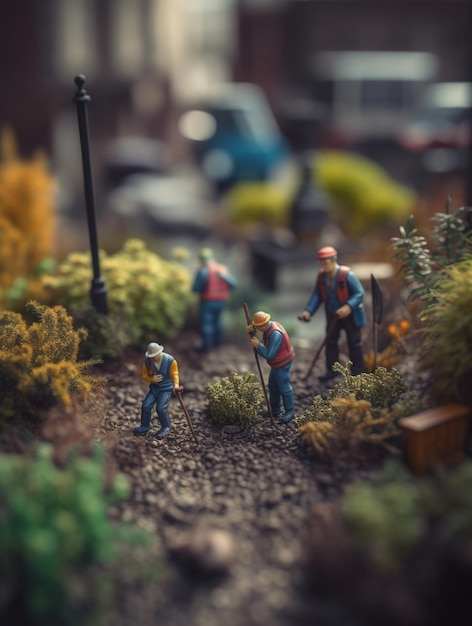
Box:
[371,273,384,371]
[243,303,275,425]
[175,386,199,444]
[302,313,339,381]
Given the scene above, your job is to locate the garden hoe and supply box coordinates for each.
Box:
[243,303,275,425]
[302,313,339,381]
[175,386,199,444]
[371,273,384,371]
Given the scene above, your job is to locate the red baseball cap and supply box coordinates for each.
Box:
[317,246,338,260]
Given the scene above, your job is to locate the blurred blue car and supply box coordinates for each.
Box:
[179,83,290,192]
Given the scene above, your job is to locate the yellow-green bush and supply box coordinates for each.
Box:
[224,182,292,228]
[0,130,56,308]
[206,372,264,426]
[0,301,101,419]
[42,238,192,345]
[315,150,416,236]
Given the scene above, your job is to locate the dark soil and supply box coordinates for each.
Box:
[99,331,392,626]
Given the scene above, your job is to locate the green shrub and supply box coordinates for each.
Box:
[206,372,264,426]
[315,150,415,236]
[296,364,406,457]
[71,306,133,360]
[0,444,152,626]
[417,257,472,405]
[391,199,472,308]
[42,238,193,345]
[342,460,472,572]
[0,301,101,420]
[296,363,407,427]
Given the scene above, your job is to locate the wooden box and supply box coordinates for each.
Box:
[399,404,470,474]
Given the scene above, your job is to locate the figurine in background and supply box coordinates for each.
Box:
[133,342,181,438]
[298,246,365,380]
[192,248,237,353]
[246,311,296,423]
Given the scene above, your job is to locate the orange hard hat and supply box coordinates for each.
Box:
[252,311,271,327]
[317,246,338,260]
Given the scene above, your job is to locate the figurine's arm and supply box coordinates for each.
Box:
[169,360,180,390]
[254,330,283,361]
[218,270,237,289]
[141,362,157,384]
[298,282,322,321]
[192,267,209,293]
[345,272,365,311]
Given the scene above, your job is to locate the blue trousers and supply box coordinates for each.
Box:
[199,300,226,350]
[140,386,172,429]
[268,362,294,413]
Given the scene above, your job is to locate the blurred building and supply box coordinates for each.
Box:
[0,0,471,181]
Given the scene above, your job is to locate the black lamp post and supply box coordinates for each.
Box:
[73,74,108,314]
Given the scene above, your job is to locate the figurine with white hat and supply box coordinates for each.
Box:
[133,341,181,438]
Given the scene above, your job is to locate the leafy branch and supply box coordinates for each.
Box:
[391,198,472,306]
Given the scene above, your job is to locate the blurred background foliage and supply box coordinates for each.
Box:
[0,130,57,310]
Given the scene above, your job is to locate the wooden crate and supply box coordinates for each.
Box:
[399,404,470,474]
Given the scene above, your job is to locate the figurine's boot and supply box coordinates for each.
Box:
[156,413,172,439]
[278,393,295,424]
[133,407,152,435]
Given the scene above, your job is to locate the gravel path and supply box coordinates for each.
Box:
[102,333,380,626]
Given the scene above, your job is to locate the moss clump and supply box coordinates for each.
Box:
[206,372,264,427]
[298,396,401,457]
[297,363,407,428]
[296,364,406,457]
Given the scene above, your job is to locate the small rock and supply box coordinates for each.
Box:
[169,522,237,577]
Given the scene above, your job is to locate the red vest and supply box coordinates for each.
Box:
[264,322,295,368]
[317,265,350,304]
[201,262,231,301]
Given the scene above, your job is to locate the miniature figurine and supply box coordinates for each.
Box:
[192,248,237,353]
[298,246,366,380]
[133,342,181,438]
[246,311,296,423]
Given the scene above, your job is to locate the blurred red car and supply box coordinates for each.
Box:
[396,82,471,173]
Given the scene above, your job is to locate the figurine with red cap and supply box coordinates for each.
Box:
[298,246,365,380]
[246,311,296,423]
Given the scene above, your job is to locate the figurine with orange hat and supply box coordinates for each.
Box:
[133,341,182,438]
[246,311,296,423]
[298,246,365,380]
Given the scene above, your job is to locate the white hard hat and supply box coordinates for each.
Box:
[145,342,164,358]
